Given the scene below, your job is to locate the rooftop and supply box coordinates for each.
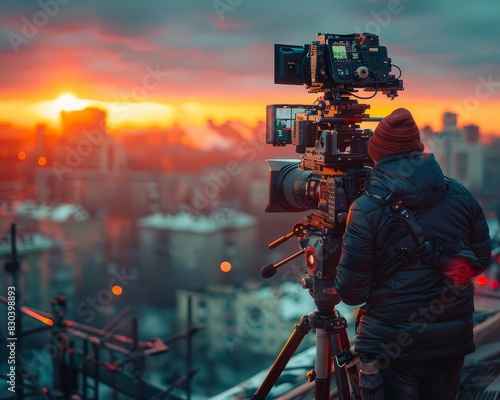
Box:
[138,208,256,233]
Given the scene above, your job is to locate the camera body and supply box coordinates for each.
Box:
[273,32,401,95]
[265,33,402,230]
[265,159,369,228]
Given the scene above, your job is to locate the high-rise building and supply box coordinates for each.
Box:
[59,108,110,172]
[35,108,127,212]
[464,124,480,143]
[137,208,258,305]
[430,112,484,192]
[443,111,458,131]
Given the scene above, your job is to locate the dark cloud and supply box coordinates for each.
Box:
[0,0,499,100]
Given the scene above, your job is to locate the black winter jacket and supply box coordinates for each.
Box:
[334,151,491,361]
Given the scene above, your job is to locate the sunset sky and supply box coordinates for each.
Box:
[1,0,500,134]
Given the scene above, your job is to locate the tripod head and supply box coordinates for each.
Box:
[261,213,344,313]
[256,214,359,400]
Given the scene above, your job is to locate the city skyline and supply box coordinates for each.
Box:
[0,95,497,144]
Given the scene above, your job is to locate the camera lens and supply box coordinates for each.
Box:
[265,159,322,213]
[276,163,317,212]
[275,163,319,211]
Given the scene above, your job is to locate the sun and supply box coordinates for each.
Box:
[51,93,88,113]
[33,92,91,123]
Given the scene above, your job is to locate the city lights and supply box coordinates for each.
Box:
[111,285,123,296]
[220,261,232,273]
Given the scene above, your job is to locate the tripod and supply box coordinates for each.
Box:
[252,217,360,400]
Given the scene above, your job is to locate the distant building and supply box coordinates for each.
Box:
[0,201,107,319]
[425,112,485,192]
[443,111,458,132]
[121,171,201,217]
[482,136,500,207]
[0,124,36,200]
[35,108,127,213]
[0,223,75,321]
[59,107,110,172]
[176,281,318,394]
[137,208,258,306]
[464,125,480,143]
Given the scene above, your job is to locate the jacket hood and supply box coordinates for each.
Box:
[364,151,448,208]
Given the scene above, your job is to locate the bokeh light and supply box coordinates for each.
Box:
[112,285,123,296]
[220,261,232,273]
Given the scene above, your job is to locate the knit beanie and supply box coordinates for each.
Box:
[368,108,424,163]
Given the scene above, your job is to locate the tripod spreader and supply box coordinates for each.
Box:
[251,309,356,400]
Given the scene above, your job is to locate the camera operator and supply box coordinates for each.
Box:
[334,108,491,399]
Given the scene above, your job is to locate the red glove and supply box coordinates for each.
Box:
[444,260,478,286]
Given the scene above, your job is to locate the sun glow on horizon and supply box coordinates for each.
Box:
[12,93,500,136]
[52,93,88,113]
[33,96,267,131]
[34,92,90,123]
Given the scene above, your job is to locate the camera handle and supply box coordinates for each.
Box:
[252,222,360,399]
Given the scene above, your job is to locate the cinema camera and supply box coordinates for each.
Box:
[265,32,403,234]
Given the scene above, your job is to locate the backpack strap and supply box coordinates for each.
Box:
[367,178,452,287]
[372,198,433,287]
[389,198,431,250]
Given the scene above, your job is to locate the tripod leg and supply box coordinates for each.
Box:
[251,315,311,400]
[329,328,360,400]
[338,328,360,399]
[313,329,332,400]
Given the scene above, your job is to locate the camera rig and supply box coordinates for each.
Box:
[265,32,403,232]
[252,33,403,399]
